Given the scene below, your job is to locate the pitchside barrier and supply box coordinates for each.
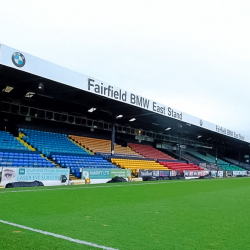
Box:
[138,170,172,178]
[184,170,210,178]
[0,167,70,187]
[199,162,219,171]
[232,170,247,176]
[81,168,132,184]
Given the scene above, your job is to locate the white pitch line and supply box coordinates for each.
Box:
[0,179,201,194]
[0,219,119,250]
[0,177,243,194]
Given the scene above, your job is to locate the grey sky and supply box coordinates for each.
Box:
[1,0,250,138]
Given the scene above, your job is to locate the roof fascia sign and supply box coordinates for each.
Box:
[0,44,246,143]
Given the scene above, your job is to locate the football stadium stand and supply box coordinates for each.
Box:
[0,127,247,181]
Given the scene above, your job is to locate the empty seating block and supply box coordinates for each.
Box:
[0,131,27,150]
[181,153,201,163]
[0,151,56,168]
[188,151,244,171]
[224,157,249,170]
[159,161,202,173]
[188,151,215,163]
[70,135,142,157]
[52,154,117,169]
[51,154,117,178]
[128,143,176,160]
[111,158,168,173]
[21,129,89,157]
[206,154,244,171]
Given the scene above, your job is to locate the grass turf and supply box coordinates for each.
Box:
[0,178,250,249]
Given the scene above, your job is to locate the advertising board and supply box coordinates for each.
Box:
[81,169,131,180]
[0,167,69,185]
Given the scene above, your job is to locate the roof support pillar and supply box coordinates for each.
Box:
[111,122,115,156]
[215,146,218,176]
[238,149,241,167]
[178,133,181,161]
[177,123,182,161]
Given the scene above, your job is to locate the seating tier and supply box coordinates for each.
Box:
[0,151,56,168]
[0,131,27,151]
[21,129,89,157]
[70,135,142,157]
[127,143,176,160]
[159,161,203,173]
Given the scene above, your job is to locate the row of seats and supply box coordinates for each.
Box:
[20,129,89,157]
[181,152,201,163]
[0,151,56,168]
[188,151,244,171]
[206,153,244,171]
[0,131,27,150]
[224,157,250,170]
[111,158,168,175]
[99,153,144,160]
[159,161,203,173]
[51,154,117,169]
[0,163,56,168]
[128,143,176,160]
[70,135,142,157]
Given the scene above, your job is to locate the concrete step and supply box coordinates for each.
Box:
[71,181,85,185]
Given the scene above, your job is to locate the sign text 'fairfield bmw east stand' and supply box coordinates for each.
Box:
[0,44,247,143]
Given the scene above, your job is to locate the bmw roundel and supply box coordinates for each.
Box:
[12,52,26,68]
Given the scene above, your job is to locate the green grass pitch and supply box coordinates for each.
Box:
[0,178,250,250]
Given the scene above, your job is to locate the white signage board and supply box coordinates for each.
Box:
[0,44,247,142]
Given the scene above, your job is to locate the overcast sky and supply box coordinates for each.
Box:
[1,0,250,138]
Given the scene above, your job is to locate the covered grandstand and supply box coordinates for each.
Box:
[0,44,249,185]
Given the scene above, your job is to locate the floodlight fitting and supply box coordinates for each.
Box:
[38,82,44,91]
[25,92,35,98]
[165,127,171,130]
[2,86,14,93]
[88,108,96,113]
[129,118,136,122]
[116,114,123,118]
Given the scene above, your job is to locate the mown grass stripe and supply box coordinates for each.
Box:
[0,219,119,250]
[0,177,243,194]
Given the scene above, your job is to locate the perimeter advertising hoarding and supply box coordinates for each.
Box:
[0,167,69,184]
[184,171,209,177]
[138,170,170,177]
[0,44,246,143]
[211,171,224,177]
[81,169,131,180]
[233,171,247,176]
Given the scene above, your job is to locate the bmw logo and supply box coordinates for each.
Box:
[200,119,203,126]
[12,52,26,68]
